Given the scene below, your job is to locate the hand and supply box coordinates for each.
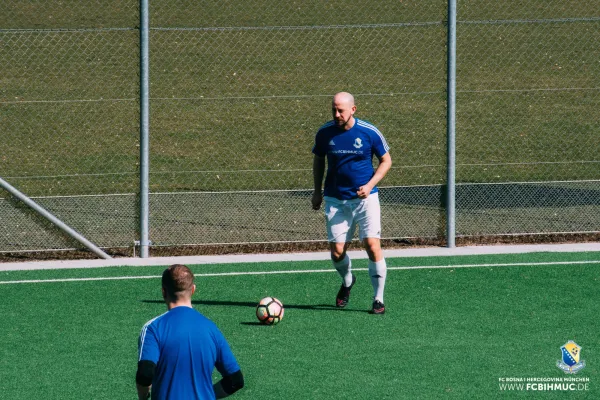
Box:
[357,184,372,199]
[311,191,323,210]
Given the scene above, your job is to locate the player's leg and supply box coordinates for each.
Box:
[331,241,356,308]
[363,237,387,309]
[325,200,356,307]
[357,193,387,314]
[330,241,353,285]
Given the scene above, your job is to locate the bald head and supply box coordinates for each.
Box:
[333,92,355,107]
[331,92,356,130]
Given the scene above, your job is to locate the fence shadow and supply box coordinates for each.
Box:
[379,183,600,209]
[141,299,365,313]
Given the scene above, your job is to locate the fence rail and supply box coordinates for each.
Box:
[1,1,598,257]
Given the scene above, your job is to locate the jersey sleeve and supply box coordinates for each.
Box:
[369,126,390,158]
[213,328,241,376]
[138,323,160,364]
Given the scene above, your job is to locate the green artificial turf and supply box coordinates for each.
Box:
[0,251,598,398]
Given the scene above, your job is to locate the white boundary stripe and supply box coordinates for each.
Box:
[1,260,598,285]
[1,243,599,272]
[0,275,161,284]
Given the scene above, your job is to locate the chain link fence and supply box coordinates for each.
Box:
[456,2,600,236]
[1,1,598,257]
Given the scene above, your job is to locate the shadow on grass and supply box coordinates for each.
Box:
[141,299,366,313]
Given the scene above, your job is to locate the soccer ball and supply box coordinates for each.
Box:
[255,297,284,325]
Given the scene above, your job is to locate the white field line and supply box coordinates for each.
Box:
[2,243,599,272]
[0,260,598,285]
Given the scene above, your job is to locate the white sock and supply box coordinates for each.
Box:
[369,259,387,303]
[333,254,353,287]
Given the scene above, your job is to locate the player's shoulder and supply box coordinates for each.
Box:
[356,118,389,148]
[175,306,216,327]
[355,118,382,135]
[140,311,168,333]
[317,120,336,133]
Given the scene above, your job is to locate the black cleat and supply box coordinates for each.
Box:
[369,300,385,314]
[335,274,356,308]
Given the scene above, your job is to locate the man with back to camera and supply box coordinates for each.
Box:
[136,264,244,399]
[312,92,392,314]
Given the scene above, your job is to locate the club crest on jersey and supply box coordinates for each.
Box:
[329,140,335,146]
[353,138,363,149]
[557,341,586,374]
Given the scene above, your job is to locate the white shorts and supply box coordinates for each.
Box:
[324,192,381,243]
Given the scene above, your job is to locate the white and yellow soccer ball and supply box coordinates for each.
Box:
[255,297,284,325]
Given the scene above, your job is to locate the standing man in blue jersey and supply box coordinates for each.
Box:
[136,264,244,399]
[312,92,392,314]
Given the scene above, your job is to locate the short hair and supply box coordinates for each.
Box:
[162,264,194,299]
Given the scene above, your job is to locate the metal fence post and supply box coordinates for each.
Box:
[446,0,457,248]
[140,0,150,258]
[0,177,112,259]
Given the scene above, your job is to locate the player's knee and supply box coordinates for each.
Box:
[331,250,346,262]
[366,249,381,262]
[329,243,347,261]
[363,239,382,261]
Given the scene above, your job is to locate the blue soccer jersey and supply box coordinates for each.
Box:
[138,306,241,400]
[312,118,390,200]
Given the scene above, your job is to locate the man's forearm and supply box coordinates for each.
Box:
[136,384,150,400]
[368,154,392,188]
[214,370,245,399]
[312,156,326,192]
